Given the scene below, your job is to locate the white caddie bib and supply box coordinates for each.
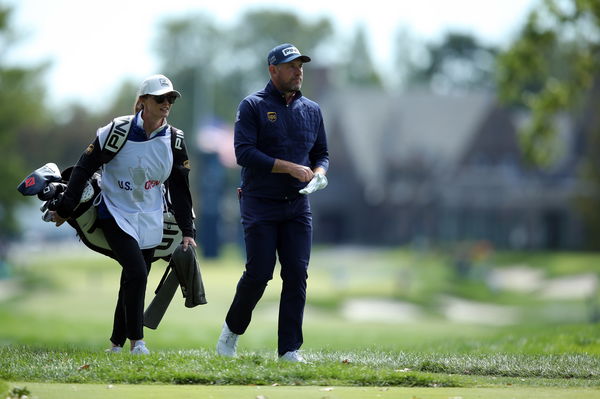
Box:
[97,127,173,249]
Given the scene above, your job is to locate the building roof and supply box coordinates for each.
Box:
[386,90,494,168]
[321,89,495,192]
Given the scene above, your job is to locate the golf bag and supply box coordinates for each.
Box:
[16,114,186,263]
[17,162,207,325]
[17,162,182,263]
[17,116,207,322]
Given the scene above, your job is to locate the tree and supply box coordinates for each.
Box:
[497,0,598,165]
[402,31,499,93]
[342,24,382,88]
[154,9,335,135]
[392,28,427,90]
[497,0,600,247]
[0,5,49,241]
[231,8,333,80]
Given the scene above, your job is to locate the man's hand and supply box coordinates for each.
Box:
[299,173,328,195]
[289,165,314,182]
[272,159,314,182]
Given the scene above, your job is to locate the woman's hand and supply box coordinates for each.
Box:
[49,211,68,227]
[182,236,197,252]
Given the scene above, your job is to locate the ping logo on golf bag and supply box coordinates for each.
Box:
[104,117,132,154]
[174,130,184,150]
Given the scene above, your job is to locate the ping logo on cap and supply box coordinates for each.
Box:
[282,47,300,56]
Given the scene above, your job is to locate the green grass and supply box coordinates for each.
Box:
[492,251,600,276]
[0,346,458,386]
[2,244,600,395]
[1,346,599,385]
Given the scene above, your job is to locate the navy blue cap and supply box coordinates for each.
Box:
[267,43,311,65]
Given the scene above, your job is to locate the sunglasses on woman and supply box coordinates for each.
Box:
[152,94,178,104]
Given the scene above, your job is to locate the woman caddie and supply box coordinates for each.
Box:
[48,74,196,354]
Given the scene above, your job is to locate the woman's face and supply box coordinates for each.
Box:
[142,93,178,120]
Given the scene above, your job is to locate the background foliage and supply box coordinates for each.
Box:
[3,0,600,246]
[497,0,600,247]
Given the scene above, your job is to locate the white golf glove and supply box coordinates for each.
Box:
[299,173,328,195]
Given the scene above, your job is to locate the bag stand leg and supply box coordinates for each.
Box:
[143,269,179,330]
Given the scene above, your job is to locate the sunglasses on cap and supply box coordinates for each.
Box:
[151,94,178,104]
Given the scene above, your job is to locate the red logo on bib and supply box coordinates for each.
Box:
[145,180,160,190]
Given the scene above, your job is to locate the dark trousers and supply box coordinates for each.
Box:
[99,218,154,346]
[225,195,312,356]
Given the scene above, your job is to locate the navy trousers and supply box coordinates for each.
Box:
[225,194,312,356]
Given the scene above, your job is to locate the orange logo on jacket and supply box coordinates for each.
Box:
[267,112,277,122]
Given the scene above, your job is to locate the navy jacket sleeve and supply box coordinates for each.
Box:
[309,108,329,172]
[234,99,276,172]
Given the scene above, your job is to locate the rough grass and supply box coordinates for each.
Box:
[1,244,600,390]
[0,346,458,387]
[1,346,600,387]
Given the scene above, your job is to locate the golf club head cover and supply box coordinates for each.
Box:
[17,163,62,196]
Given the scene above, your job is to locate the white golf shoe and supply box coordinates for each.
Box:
[279,350,306,363]
[105,346,122,354]
[131,340,150,355]
[216,323,239,357]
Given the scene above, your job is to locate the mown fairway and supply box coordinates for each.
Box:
[1,243,600,398]
[9,383,600,399]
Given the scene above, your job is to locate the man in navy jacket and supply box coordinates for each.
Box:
[217,43,329,363]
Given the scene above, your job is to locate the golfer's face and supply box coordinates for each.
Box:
[274,59,304,92]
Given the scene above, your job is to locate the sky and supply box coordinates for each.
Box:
[6,0,539,108]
